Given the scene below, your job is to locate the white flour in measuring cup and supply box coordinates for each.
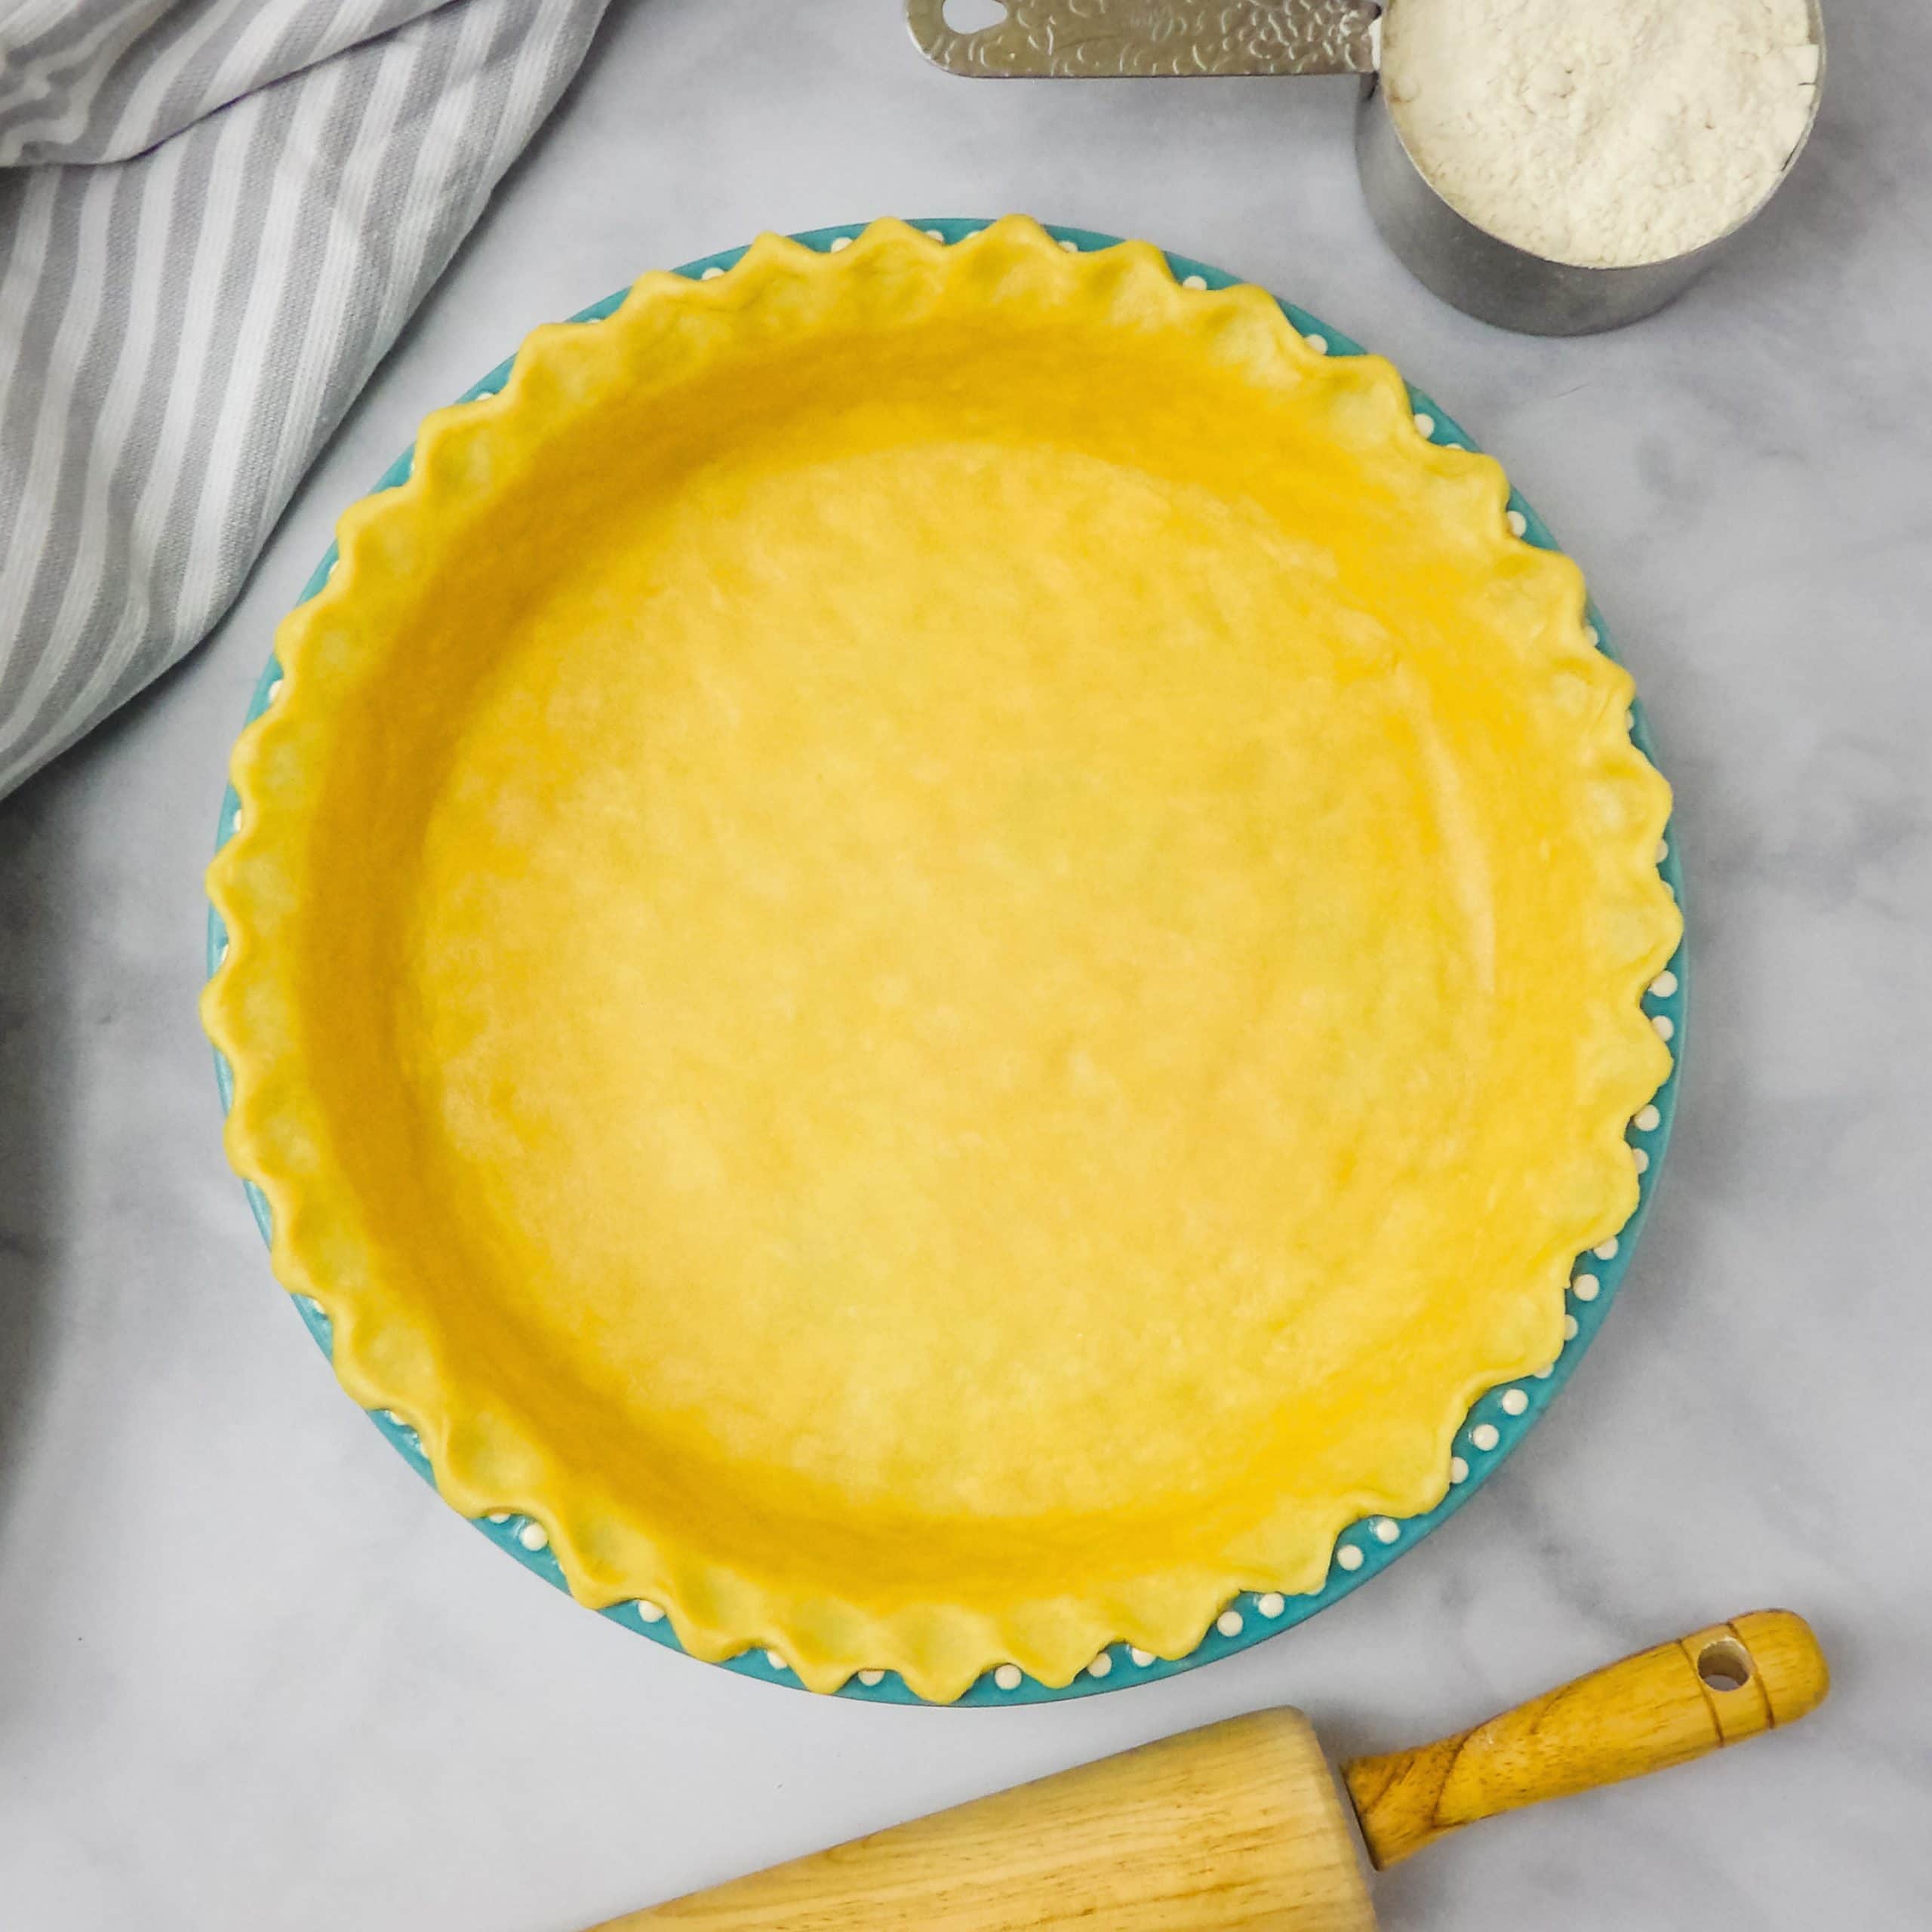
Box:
[1379,0,1821,268]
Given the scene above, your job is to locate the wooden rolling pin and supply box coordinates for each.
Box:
[590,1610,1827,1930]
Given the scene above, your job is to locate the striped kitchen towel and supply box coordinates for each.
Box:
[0,0,610,799]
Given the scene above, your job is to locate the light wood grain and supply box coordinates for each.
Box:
[1340,1608,1830,1869]
[580,1610,1829,1928]
[592,1709,1374,1931]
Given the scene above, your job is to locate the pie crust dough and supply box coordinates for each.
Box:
[204,217,1681,1700]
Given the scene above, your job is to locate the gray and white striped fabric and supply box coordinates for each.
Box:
[0,0,609,798]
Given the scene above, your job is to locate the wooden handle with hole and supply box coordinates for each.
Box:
[1340,1608,1830,1869]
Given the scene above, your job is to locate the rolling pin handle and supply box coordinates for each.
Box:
[1339,1608,1830,1869]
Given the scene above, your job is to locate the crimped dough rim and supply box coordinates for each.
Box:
[202,217,1681,1702]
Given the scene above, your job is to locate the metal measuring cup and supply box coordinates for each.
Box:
[906,0,1826,336]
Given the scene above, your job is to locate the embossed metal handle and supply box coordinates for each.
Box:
[906,0,1380,78]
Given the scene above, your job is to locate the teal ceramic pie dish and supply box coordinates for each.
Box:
[205,218,1686,1705]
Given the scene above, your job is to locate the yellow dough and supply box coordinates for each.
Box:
[203,217,1680,1700]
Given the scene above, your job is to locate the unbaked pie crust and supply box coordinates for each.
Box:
[203,217,1680,1700]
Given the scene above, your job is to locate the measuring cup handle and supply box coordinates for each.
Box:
[906,0,1381,80]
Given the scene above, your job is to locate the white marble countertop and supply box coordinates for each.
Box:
[2,3,1928,1926]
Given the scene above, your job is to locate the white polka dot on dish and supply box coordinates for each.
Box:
[1594,1237,1620,1260]
[1217,1609,1244,1637]
[1303,334,1328,353]
[1501,1389,1528,1416]
[1373,1518,1399,1544]
[1130,1647,1155,1667]
[1507,509,1527,537]
[1088,1652,1113,1678]
[924,229,945,242]
[1650,971,1678,998]
[1258,1592,1285,1618]
[858,1669,884,1685]
[1471,1423,1500,1451]
[700,266,724,280]
[1058,238,1079,252]
[1564,1314,1580,1340]
[1414,412,1435,437]
[994,1663,1023,1690]
[518,1520,548,1551]
[828,235,853,252]
[1653,1014,1675,1041]
[634,1598,665,1623]
[1635,1103,1661,1133]
[1573,1272,1601,1302]
[1182,273,1208,290]
[1337,1544,1364,1571]
[764,1651,788,1672]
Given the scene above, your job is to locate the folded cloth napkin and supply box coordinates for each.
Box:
[0,0,608,798]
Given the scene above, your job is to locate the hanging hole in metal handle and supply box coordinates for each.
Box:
[942,0,1009,31]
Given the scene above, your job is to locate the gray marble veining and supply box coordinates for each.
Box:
[2,2,1929,1927]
